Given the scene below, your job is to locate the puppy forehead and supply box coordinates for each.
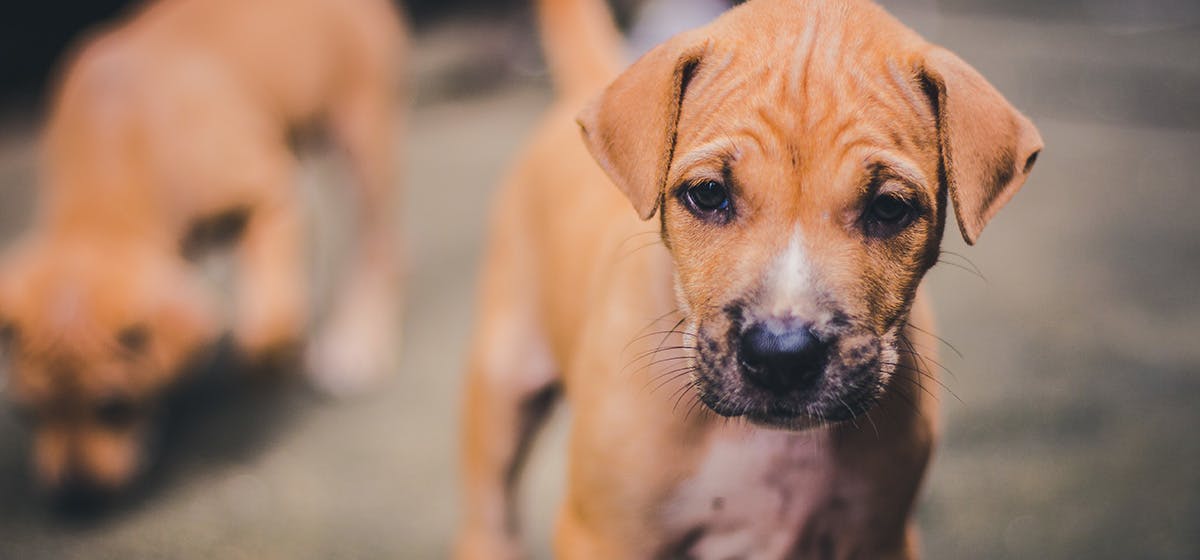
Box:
[673,0,935,174]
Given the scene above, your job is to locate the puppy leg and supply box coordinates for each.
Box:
[554,504,630,560]
[306,73,403,395]
[233,193,308,373]
[455,226,560,560]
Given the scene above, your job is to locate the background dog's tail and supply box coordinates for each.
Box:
[537,0,623,98]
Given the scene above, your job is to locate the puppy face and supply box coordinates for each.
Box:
[580,0,1041,428]
[663,80,941,427]
[0,238,218,496]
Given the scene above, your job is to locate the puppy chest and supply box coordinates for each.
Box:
[660,431,840,560]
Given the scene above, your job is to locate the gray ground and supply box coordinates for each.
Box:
[1,2,1198,558]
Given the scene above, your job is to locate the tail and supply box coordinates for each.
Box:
[537,0,624,98]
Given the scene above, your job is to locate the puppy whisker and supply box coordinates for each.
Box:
[935,258,989,283]
[621,346,695,374]
[626,344,695,364]
[645,367,697,396]
[900,322,963,359]
[864,409,880,439]
[625,307,683,343]
[896,333,958,381]
[939,250,984,277]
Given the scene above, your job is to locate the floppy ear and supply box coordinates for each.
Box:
[921,47,1043,244]
[576,32,708,220]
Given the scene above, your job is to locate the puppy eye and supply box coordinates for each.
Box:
[117,324,150,354]
[95,397,139,428]
[864,193,915,236]
[682,180,732,219]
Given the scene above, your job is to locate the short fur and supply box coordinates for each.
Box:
[0,0,407,496]
[457,0,1040,557]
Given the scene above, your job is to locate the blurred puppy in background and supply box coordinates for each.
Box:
[0,0,406,501]
[457,0,1040,557]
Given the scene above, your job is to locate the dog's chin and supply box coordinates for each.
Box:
[693,367,886,431]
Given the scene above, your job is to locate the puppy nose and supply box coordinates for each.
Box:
[52,470,114,514]
[739,321,827,392]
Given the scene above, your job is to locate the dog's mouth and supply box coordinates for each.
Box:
[687,320,898,430]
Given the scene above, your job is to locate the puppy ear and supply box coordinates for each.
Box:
[577,33,708,220]
[921,47,1043,244]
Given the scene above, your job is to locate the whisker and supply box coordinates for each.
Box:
[884,383,926,420]
[939,250,984,277]
[625,330,699,345]
[894,348,958,380]
[885,362,963,404]
[671,381,696,413]
[645,363,696,383]
[902,322,963,359]
[838,398,861,431]
[887,372,943,403]
[627,344,694,362]
[622,345,695,371]
[616,240,667,263]
[612,230,665,257]
[636,354,695,371]
[936,258,989,283]
[684,393,706,422]
[646,367,697,395]
[621,316,691,374]
[864,410,880,439]
[626,307,683,342]
[894,335,958,380]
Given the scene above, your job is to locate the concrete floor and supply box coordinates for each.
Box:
[1,3,1198,559]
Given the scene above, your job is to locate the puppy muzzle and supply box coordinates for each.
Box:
[690,306,891,428]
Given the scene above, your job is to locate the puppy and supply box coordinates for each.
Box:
[456,0,1041,557]
[0,0,406,500]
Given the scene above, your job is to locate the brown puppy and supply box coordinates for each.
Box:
[457,0,1041,557]
[0,0,406,498]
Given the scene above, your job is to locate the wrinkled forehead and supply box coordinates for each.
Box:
[670,1,937,184]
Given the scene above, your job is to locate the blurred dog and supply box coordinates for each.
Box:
[457,0,1040,557]
[0,0,406,500]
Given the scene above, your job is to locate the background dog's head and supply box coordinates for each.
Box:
[0,236,218,499]
[579,0,1041,429]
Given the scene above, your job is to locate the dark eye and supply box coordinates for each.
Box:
[117,324,150,354]
[95,397,139,428]
[870,194,911,222]
[682,180,731,218]
[864,194,915,235]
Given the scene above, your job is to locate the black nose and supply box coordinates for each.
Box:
[51,472,116,515]
[739,321,828,392]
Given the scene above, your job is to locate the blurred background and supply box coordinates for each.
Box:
[0,0,1197,558]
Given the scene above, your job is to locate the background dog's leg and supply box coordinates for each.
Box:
[455,218,559,560]
[554,505,632,560]
[233,192,308,373]
[306,65,404,396]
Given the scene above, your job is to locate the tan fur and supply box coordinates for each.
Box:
[0,0,406,496]
[458,0,1041,557]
